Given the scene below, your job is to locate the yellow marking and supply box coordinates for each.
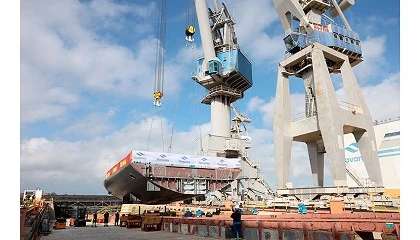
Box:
[120,159,126,167]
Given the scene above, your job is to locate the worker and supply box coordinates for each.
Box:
[104,211,109,227]
[115,211,120,226]
[298,202,307,214]
[184,208,193,217]
[195,208,203,217]
[231,205,242,239]
[252,206,259,215]
[92,212,97,227]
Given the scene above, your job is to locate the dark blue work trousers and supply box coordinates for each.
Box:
[232,222,242,238]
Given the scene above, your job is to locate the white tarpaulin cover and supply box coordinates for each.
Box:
[131,150,241,169]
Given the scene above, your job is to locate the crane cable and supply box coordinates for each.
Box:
[192,44,204,155]
[168,0,197,152]
[185,0,196,44]
[148,0,167,152]
[153,0,167,108]
[146,107,155,151]
[146,106,165,152]
[167,48,185,153]
[186,0,204,155]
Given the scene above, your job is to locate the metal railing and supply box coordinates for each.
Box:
[373,116,400,126]
[345,163,365,187]
[25,203,48,240]
[292,101,363,121]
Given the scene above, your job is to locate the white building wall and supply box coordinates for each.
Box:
[344,120,400,189]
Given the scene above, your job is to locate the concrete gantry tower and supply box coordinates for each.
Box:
[272,0,383,189]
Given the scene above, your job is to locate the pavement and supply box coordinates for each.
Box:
[40,222,222,240]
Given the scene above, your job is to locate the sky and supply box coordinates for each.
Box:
[5,0,418,236]
[16,0,402,197]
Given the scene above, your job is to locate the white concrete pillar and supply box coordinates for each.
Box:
[210,96,231,138]
[353,131,383,186]
[312,47,347,186]
[273,66,293,189]
[341,61,383,186]
[307,141,324,187]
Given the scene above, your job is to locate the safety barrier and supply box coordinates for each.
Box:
[159,212,400,240]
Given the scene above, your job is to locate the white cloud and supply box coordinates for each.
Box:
[20,116,208,194]
[224,0,286,64]
[20,0,183,123]
[63,109,117,137]
[246,92,305,127]
[247,97,265,112]
[354,36,386,83]
[362,72,400,121]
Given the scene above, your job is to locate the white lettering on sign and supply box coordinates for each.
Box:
[313,23,329,32]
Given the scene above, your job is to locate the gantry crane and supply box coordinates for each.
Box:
[192,0,275,201]
[272,0,383,197]
[192,0,252,157]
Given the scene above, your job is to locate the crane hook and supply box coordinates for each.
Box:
[185,25,195,42]
[154,91,164,107]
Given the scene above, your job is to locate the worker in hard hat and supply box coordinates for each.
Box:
[184,208,193,217]
[298,202,307,214]
[195,208,203,217]
[252,206,259,215]
[230,205,242,240]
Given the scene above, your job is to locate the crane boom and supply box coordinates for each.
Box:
[231,103,251,123]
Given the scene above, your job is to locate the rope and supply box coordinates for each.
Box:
[146,106,156,151]
[159,107,165,152]
[167,45,187,153]
[146,106,165,152]
[196,82,203,155]
[149,0,167,151]
[191,44,204,155]
[186,0,196,29]
[186,0,190,29]
[167,0,198,152]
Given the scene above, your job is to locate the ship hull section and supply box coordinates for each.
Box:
[104,162,240,204]
[104,163,202,204]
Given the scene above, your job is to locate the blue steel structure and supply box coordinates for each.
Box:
[195,49,252,93]
[277,0,363,66]
[285,22,362,57]
[191,2,252,105]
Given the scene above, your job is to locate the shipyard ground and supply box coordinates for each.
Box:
[41,222,220,240]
